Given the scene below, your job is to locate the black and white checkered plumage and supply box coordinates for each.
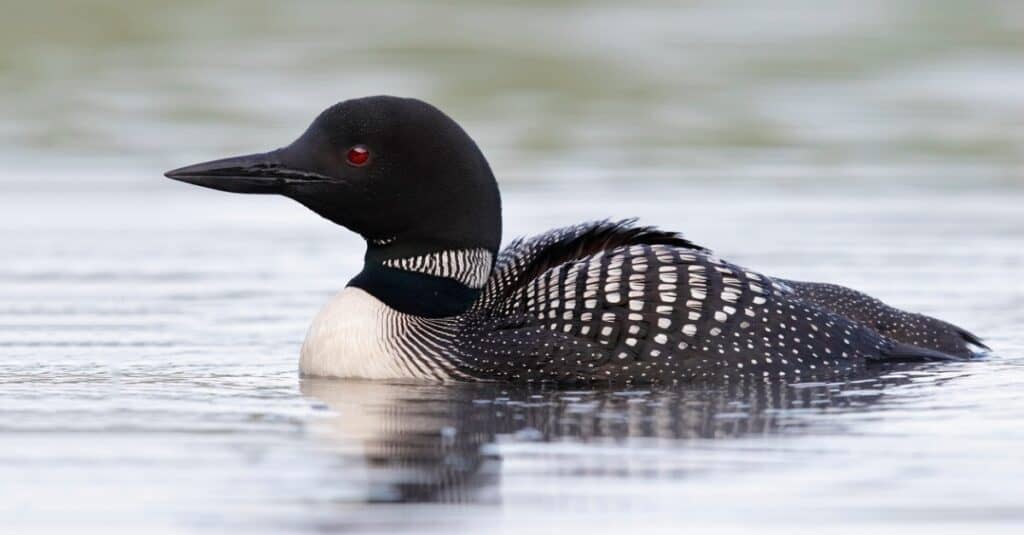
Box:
[409,219,983,383]
[167,96,988,384]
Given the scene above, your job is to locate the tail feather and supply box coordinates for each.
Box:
[873,341,967,363]
[957,327,991,351]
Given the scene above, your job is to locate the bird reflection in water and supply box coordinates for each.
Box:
[300,362,963,505]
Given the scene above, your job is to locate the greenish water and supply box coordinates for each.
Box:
[1,1,1023,533]
[1,0,1020,185]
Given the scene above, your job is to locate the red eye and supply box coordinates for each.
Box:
[346,145,370,166]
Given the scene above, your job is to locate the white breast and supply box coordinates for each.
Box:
[300,287,428,380]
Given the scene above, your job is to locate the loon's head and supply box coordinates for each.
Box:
[166,96,502,317]
[166,96,502,263]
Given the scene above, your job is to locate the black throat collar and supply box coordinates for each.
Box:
[347,262,481,318]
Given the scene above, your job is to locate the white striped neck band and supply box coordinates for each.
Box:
[382,248,494,289]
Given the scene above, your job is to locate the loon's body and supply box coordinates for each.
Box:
[166,96,986,384]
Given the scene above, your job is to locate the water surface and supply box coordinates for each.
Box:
[2,184,1022,533]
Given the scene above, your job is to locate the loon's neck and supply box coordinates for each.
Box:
[348,246,496,318]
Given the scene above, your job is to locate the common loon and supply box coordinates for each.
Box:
[166,96,987,383]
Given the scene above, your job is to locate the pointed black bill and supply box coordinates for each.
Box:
[165,150,330,194]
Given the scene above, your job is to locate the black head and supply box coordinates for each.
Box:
[166,96,502,262]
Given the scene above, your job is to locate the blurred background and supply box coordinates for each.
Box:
[1,1,1023,533]
[2,0,1020,188]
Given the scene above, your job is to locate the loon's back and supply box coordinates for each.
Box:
[423,220,980,383]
